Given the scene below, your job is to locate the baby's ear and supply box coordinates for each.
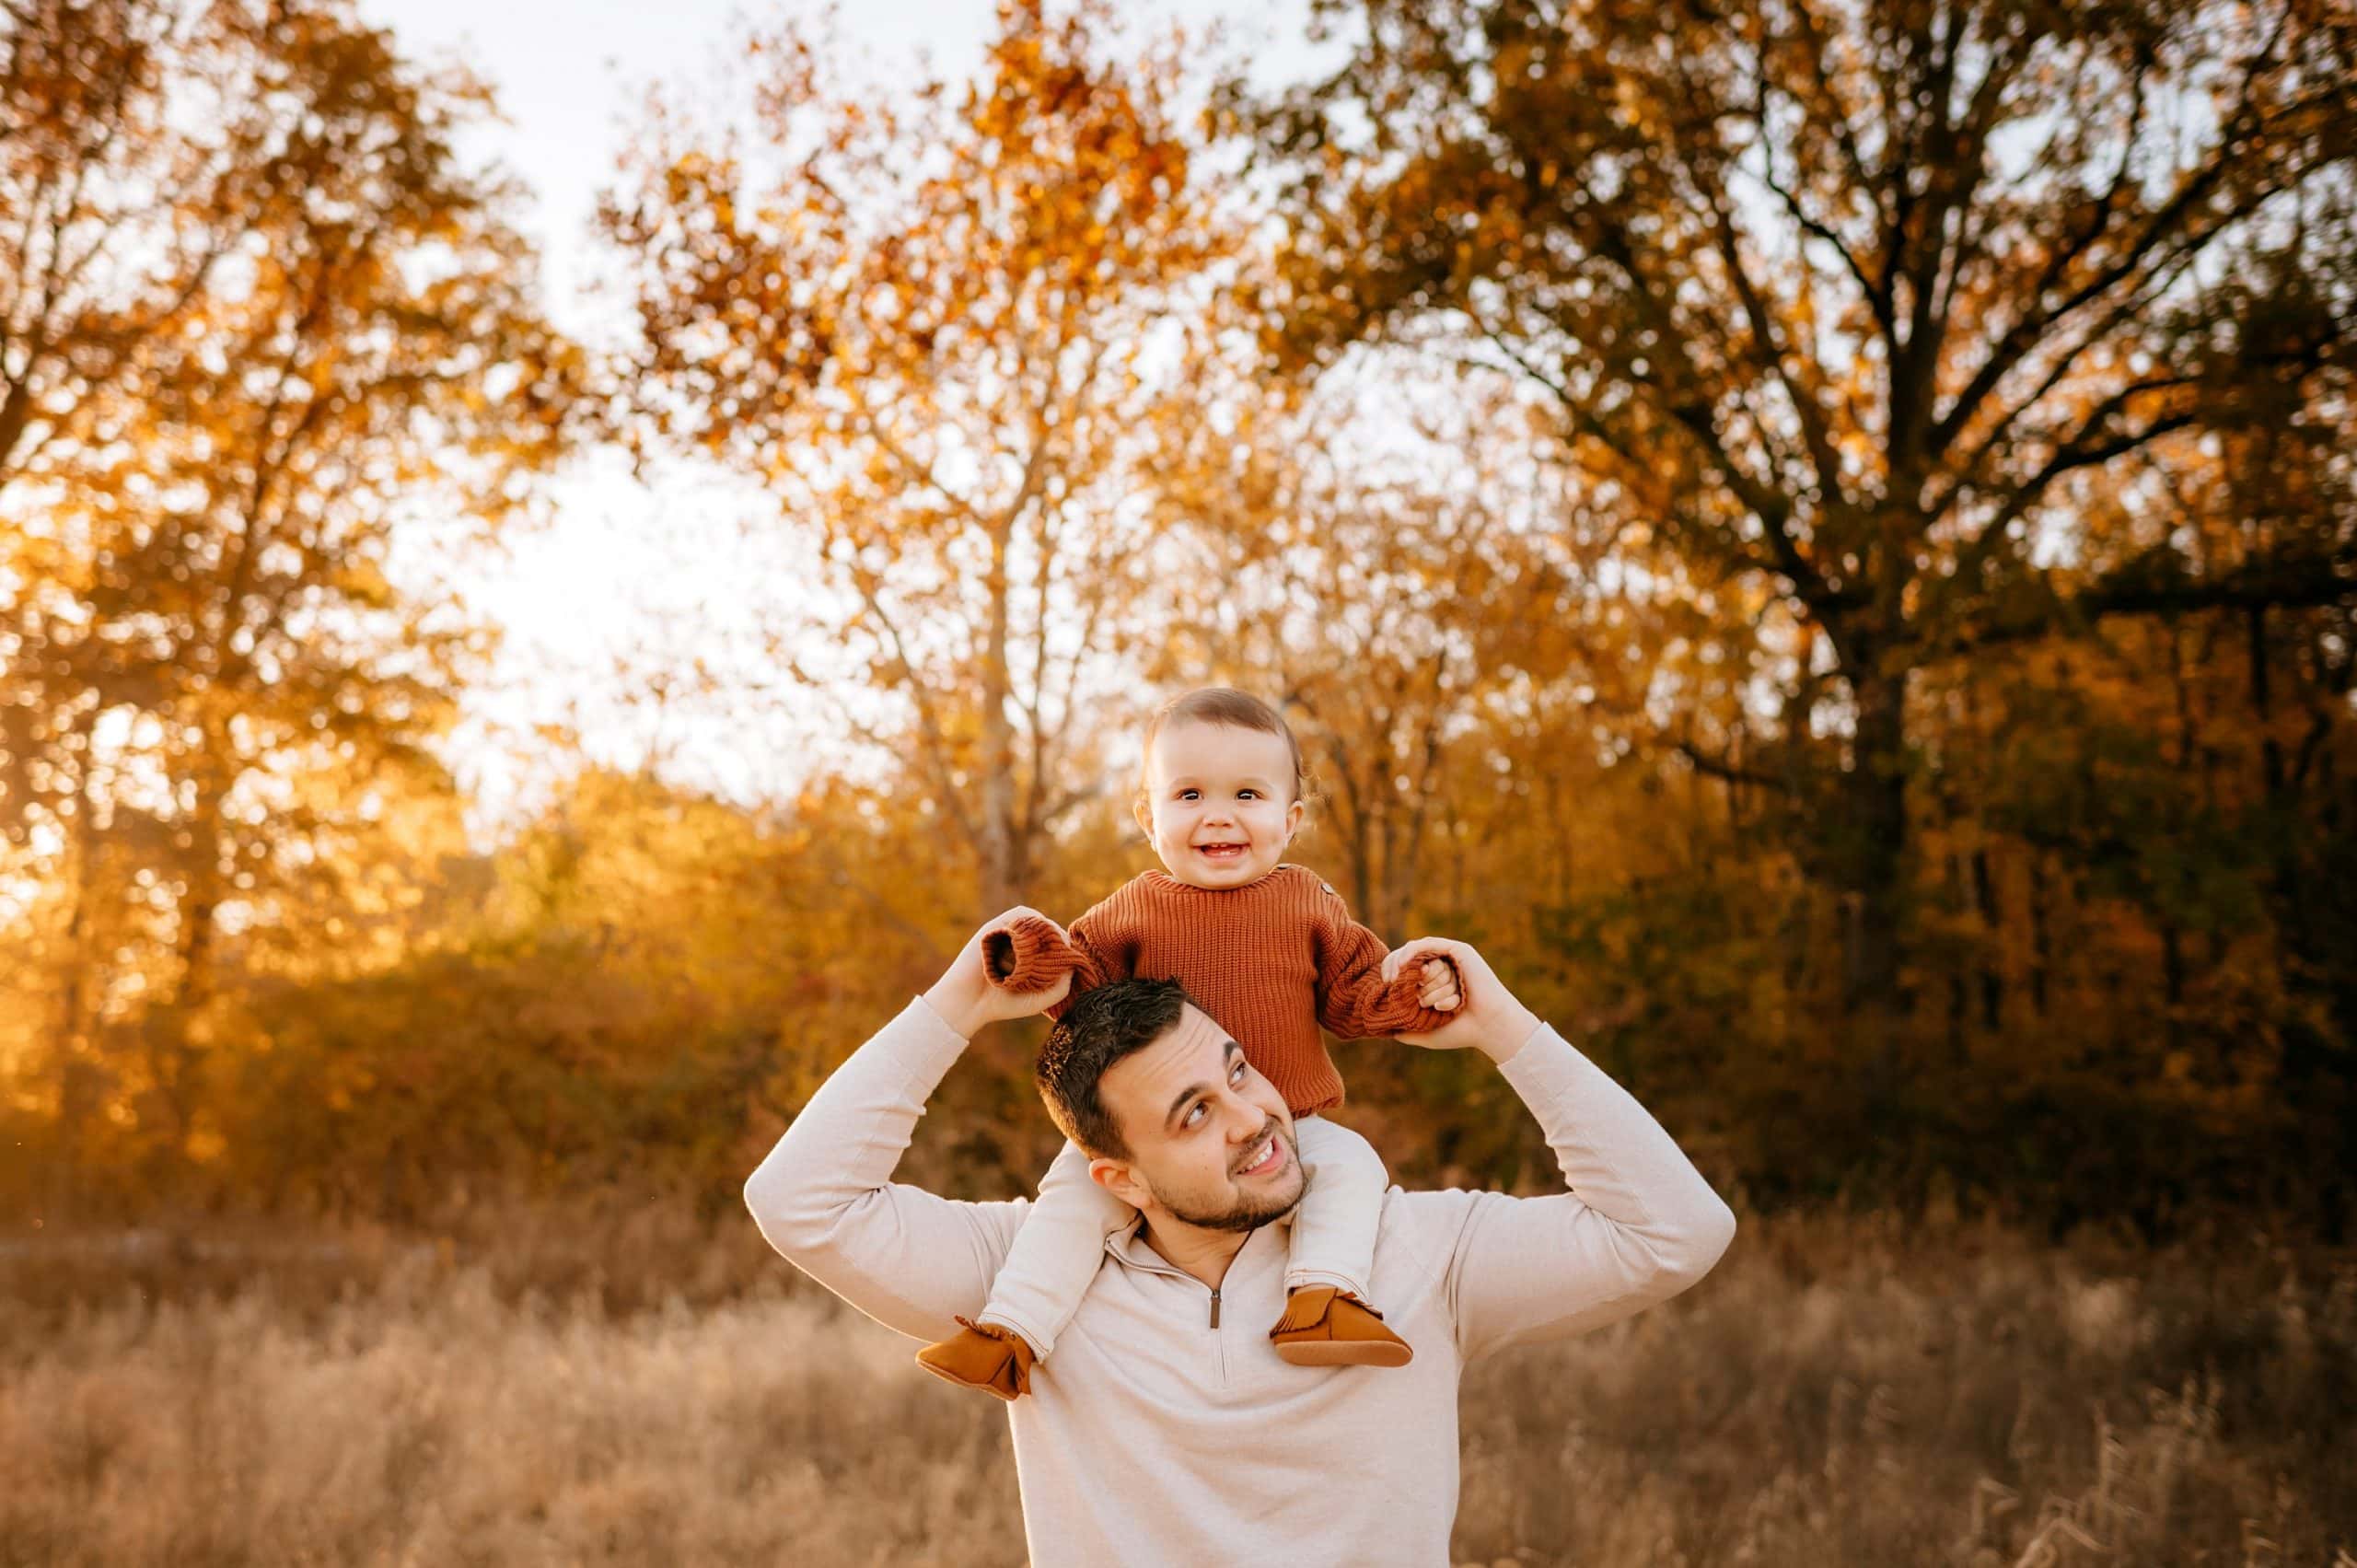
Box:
[1132,795,1154,836]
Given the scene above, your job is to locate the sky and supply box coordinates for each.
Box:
[352,0,1329,839]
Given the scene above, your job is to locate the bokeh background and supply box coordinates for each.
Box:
[3,0,2353,1562]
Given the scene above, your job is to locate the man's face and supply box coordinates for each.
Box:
[1089,1004,1305,1230]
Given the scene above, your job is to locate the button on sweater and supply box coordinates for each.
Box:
[982,864,1450,1115]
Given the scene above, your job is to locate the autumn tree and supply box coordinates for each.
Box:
[601,0,1242,920]
[1,0,230,494]
[0,0,577,1191]
[1149,364,1648,935]
[1239,0,2357,1055]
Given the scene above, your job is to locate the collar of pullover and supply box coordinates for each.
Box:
[1135,864,1304,897]
[1104,1212,1294,1285]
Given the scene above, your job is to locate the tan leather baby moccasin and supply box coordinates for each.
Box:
[916,1317,1037,1401]
[1268,1286,1414,1368]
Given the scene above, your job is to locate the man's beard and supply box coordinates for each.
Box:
[1151,1123,1311,1233]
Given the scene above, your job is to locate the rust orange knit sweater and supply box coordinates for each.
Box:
[981,865,1451,1115]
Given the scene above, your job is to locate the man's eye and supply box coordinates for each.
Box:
[1230,1061,1246,1082]
[1183,1103,1205,1128]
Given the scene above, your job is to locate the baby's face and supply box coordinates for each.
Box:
[1138,720,1304,890]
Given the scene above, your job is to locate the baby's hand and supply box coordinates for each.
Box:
[1380,937,1541,1059]
[1418,956,1462,1013]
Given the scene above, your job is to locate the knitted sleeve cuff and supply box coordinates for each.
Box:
[982,915,1086,995]
[1356,956,1463,1037]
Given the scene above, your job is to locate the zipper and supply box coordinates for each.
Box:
[1104,1227,1248,1385]
[1209,1282,1226,1386]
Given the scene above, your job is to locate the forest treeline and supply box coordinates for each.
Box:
[2,0,2351,1238]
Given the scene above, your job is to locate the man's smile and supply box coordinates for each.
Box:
[1233,1126,1288,1179]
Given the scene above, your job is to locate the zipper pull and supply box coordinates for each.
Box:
[1209,1285,1222,1329]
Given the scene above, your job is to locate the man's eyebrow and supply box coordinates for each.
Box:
[1165,1039,1243,1129]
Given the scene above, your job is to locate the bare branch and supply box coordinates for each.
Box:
[1955,548,2357,653]
[1675,738,1796,794]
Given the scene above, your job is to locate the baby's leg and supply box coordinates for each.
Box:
[979,1139,1135,1360]
[1284,1115,1388,1299]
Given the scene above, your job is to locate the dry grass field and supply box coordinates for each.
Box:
[4,1199,2352,1567]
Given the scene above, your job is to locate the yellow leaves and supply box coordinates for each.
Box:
[607,0,1227,552]
[1,0,577,1077]
[331,558,395,611]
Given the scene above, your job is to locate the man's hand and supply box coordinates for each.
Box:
[1379,937,1541,1063]
[923,908,1075,1039]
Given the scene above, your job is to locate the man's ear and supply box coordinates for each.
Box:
[1089,1154,1149,1212]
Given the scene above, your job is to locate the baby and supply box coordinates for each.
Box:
[917,686,1460,1400]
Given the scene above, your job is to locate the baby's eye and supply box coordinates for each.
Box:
[1178,789,1200,802]
[1237,789,1259,800]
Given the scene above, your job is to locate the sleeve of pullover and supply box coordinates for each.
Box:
[983,915,1100,996]
[981,894,1139,1019]
[1432,1023,1737,1363]
[742,997,1028,1342]
[1309,883,1457,1040]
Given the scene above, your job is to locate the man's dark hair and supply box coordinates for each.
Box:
[1034,977,1195,1158]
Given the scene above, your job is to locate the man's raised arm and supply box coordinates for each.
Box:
[743,910,1074,1342]
[1378,938,1738,1363]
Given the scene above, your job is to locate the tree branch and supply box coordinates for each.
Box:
[1955,549,2357,653]
[1675,738,1796,794]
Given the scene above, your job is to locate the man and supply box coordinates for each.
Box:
[745,909,1736,1564]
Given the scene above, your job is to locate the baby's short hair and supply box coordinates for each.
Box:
[1137,687,1309,807]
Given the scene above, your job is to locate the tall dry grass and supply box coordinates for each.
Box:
[4,1202,2351,1566]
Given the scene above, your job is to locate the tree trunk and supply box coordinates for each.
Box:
[48,763,102,1221]
[1838,666,1911,1018]
[154,768,231,1149]
[1318,738,1379,928]
[1347,796,1378,934]
[1972,846,2003,1031]
[2246,606,2350,1113]
[977,518,1021,918]
[2027,850,2053,1019]
[1821,656,1914,1115]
